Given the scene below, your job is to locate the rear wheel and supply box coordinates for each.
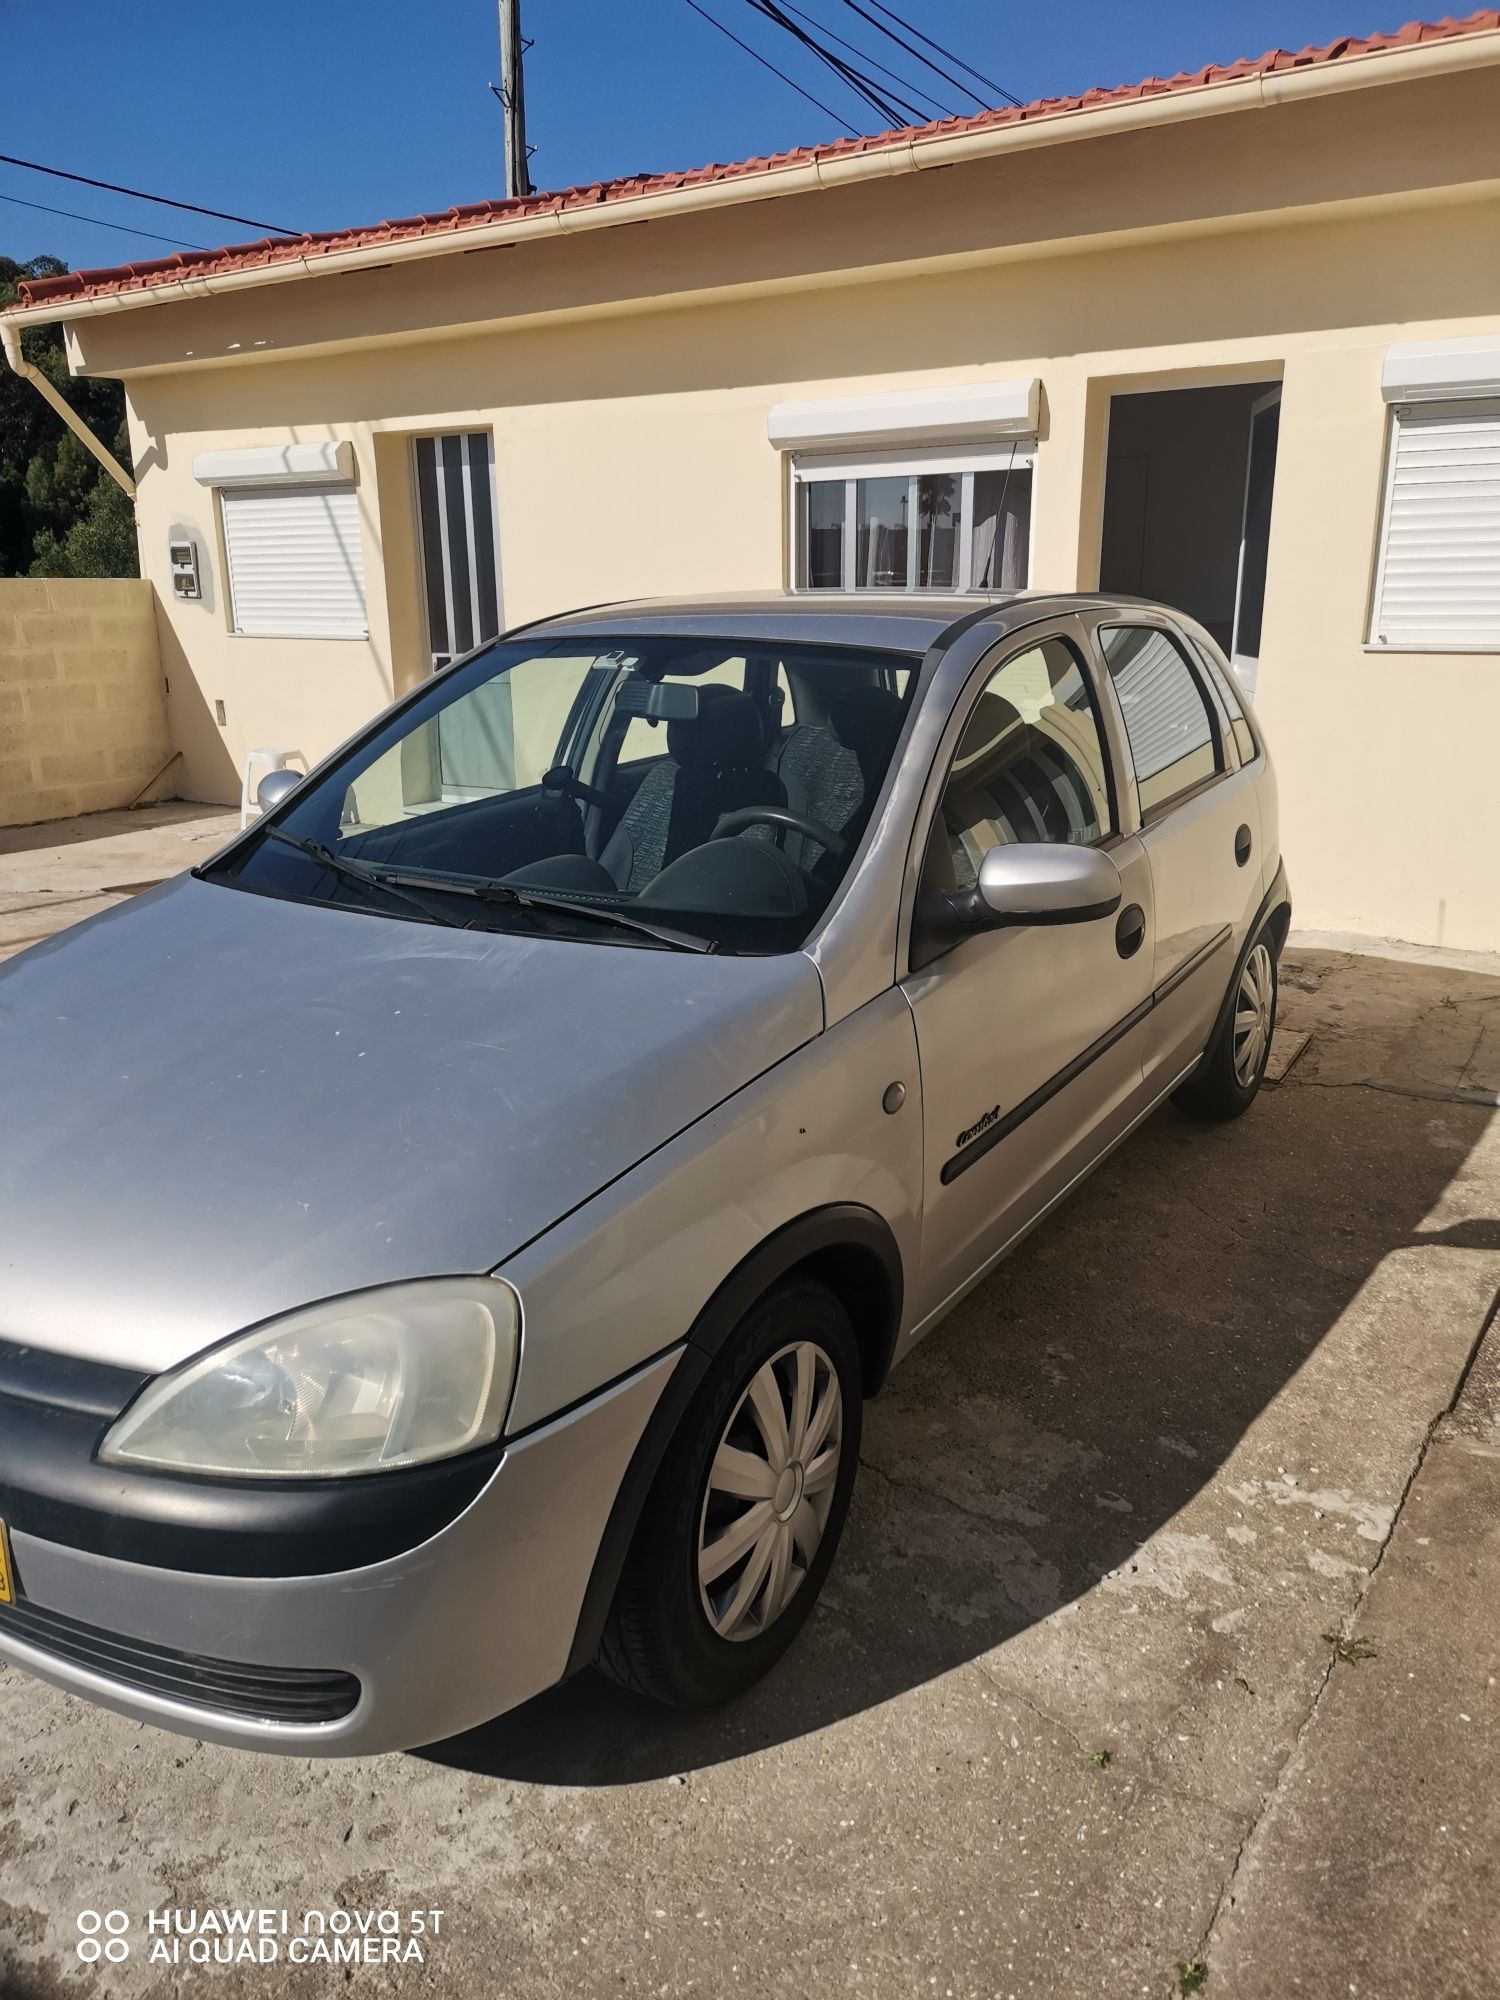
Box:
[598,1278,861,1707]
[1174,932,1278,1121]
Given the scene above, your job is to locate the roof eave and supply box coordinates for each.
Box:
[5,19,1499,330]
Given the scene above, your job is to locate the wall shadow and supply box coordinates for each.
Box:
[419,1018,1497,1787]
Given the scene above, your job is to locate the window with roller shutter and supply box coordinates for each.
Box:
[220,483,368,640]
[1369,399,1500,652]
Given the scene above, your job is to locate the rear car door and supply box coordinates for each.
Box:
[1088,616,1263,1093]
[900,621,1157,1318]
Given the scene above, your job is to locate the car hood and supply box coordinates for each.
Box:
[0,877,824,1375]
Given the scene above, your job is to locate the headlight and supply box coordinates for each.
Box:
[100,1278,520,1479]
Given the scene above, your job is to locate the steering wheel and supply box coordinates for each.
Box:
[711,806,848,860]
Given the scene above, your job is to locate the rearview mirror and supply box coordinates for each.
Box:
[926,843,1122,945]
[255,769,303,816]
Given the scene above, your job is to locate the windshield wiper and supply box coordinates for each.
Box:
[260,827,469,929]
[459,879,715,954]
[260,828,712,952]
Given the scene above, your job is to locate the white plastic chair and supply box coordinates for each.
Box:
[240,747,309,828]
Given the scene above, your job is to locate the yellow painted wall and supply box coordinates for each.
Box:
[0,578,174,827]
[91,65,1500,948]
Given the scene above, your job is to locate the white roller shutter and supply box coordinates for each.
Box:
[221,484,368,639]
[1371,401,1500,651]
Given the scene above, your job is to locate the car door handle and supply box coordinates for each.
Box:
[1115,903,1146,959]
[1235,824,1253,868]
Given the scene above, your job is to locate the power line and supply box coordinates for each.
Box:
[0,153,299,237]
[860,0,1023,107]
[0,189,209,252]
[776,0,959,120]
[744,0,924,127]
[682,0,859,138]
[836,0,1023,111]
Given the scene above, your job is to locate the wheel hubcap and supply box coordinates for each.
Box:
[1233,943,1275,1088]
[697,1341,843,1643]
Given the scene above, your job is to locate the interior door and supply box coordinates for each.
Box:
[901,629,1157,1319]
[1230,388,1281,700]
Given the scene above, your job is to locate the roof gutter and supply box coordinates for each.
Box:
[3,28,1498,336]
[0,319,136,496]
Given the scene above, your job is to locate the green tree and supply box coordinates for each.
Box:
[0,253,139,578]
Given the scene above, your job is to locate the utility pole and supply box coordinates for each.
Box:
[498,0,532,199]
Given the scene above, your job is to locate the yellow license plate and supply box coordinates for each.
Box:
[0,1519,13,1605]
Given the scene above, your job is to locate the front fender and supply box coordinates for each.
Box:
[496,984,921,1434]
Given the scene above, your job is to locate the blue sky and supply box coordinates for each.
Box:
[3,0,1404,272]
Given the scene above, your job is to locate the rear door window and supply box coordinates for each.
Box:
[1098,625,1224,817]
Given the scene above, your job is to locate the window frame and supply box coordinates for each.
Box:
[790,441,1037,595]
[1367,396,1500,655]
[1094,618,1229,826]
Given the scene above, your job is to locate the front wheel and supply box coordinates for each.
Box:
[598,1278,862,1707]
[1173,932,1278,1121]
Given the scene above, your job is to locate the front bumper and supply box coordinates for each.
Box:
[0,1350,678,1756]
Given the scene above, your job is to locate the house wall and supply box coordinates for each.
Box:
[0,578,173,827]
[96,64,1500,949]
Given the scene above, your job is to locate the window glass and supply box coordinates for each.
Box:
[775,663,798,726]
[219,635,918,956]
[1099,625,1222,816]
[343,651,595,828]
[797,480,844,589]
[971,467,1032,590]
[930,638,1113,894]
[916,473,963,589]
[856,477,910,589]
[1189,635,1257,765]
[793,457,1034,593]
[619,656,748,764]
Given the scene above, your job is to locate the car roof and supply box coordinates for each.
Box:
[521,591,1139,658]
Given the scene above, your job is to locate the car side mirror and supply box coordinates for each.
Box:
[255,769,303,816]
[924,844,1122,946]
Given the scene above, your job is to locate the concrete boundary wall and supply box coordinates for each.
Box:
[0,579,174,828]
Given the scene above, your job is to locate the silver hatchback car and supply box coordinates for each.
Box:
[0,594,1287,1755]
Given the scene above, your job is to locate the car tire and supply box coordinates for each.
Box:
[597,1277,862,1708]
[1173,926,1279,1122]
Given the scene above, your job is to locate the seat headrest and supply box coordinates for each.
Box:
[667,684,764,771]
[829,684,903,762]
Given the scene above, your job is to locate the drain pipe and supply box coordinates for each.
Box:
[0,319,135,498]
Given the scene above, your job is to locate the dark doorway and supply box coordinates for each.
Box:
[1099,382,1281,695]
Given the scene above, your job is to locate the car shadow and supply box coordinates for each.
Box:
[419,1020,1499,1786]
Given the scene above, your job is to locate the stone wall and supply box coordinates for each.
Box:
[0,578,174,827]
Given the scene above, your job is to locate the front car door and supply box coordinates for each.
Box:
[899,620,1159,1327]
[1086,615,1264,1096]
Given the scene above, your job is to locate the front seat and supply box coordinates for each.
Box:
[773,683,904,873]
[602,685,787,893]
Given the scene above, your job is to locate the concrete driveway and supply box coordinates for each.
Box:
[2,811,1497,1999]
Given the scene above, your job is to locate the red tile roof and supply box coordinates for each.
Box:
[16,10,1500,313]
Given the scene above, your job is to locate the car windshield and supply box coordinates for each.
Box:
[211,634,918,953]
